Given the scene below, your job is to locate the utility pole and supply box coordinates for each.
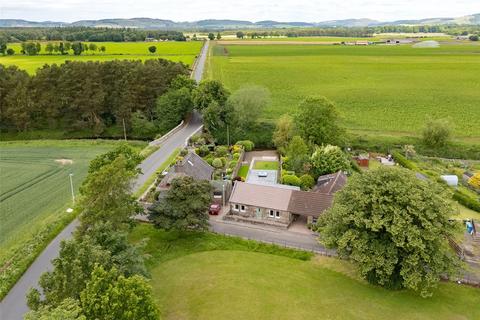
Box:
[227,124,230,147]
[122,118,127,141]
[69,173,75,206]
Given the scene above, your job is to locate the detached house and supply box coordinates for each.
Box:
[227,171,348,228]
[228,182,334,227]
[159,152,214,188]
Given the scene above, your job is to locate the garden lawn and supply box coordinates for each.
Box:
[130,224,480,320]
[253,160,279,170]
[207,43,480,141]
[1,41,203,74]
[237,165,249,179]
[0,139,145,298]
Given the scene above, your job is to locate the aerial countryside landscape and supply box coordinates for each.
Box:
[0,0,479,319]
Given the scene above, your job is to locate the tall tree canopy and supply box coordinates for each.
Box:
[294,96,345,146]
[310,144,351,178]
[273,114,295,154]
[193,80,229,111]
[318,167,458,297]
[149,176,213,231]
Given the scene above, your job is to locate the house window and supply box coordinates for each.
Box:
[275,211,280,219]
[233,204,239,211]
[240,205,246,212]
[269,209,274,217]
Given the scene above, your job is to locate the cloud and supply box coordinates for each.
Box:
[0,0,478,22]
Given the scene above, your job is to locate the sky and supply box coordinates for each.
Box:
[0,0,479,22]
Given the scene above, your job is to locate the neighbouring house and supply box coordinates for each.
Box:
[159,152,214,188]
[227,182,334,227]
[313,171,347,194]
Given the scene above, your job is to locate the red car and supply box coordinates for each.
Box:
[209,204,221,215]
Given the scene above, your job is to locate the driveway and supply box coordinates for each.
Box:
[0,40,209,320]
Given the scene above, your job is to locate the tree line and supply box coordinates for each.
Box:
[0,27,186,42]
[0,59,190,137]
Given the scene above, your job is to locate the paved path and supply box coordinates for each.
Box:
[0,40,209,320]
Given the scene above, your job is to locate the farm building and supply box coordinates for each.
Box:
[354,155,369,168]
[227,182,334,227]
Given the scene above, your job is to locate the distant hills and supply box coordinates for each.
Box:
[1,13,479,29]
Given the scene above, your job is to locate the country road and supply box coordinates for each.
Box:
[0,41,209,320]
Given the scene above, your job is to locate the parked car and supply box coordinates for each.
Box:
[209,203,221,215]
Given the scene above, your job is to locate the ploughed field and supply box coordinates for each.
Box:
[207,43,480,141]
[0,41,203,74]
[130,224,480,320]
[0,140,133,297]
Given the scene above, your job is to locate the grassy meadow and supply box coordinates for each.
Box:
[1,41,203,74]
[207,42,480,142]
[0,140,144,298]
[130,224,480,320]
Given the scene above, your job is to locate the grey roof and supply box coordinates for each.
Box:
[160,152,213,186]
[288,191,333,218]
[314,171,347,194]
[229,182,292,211]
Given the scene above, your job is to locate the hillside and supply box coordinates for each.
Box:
[1,13,479,29]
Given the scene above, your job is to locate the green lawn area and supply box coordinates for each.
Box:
[253,160,279,170]
[207,43,480,141]
[237,164,250,179]
[130,224,480,320]
[1,41,203,74]
[0,139,145,298]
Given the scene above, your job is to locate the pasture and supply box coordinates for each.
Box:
[0,140,144,297]
[207,43,480,141]
[130,224,480,320]
[1,41,203,74]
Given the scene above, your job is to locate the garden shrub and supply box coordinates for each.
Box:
[197,145,210,157]
[453,188,480,212]
[392,151,419,171]
[212,158,224,169]
[299,174,315,190]
[282,174,301,187]
[229,160,238,169]
[232,152,240,160]
[215,146,229,157]
[235,140,255,152]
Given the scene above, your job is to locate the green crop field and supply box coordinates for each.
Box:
[0,41,203,74]
[0,140,147,288]
[130,225,480,320]
[207,43,480,141]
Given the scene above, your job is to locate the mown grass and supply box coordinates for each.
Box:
[1,41,203,74]
[253,161,279,170]
[207,43,480,141]
[0,139,145,298]
[130,224,480,320]
[237,165,250,179]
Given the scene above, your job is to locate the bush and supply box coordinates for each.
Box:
[215,145,229,157]
[392,151,419,171]
[220,157,227,166]
[232,152,240,160]
[282,174,301,187]
[311,145,351,178]
[299,174,315,190]
[229,160,238,169]
[421,118,452,148]
[180,148,188,157]
[453,188,480,212]
[204,155,214,166]
[235,140,255,152]
[196,145,210,157]
[212,158,224,169]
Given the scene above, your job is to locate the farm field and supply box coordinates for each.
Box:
[0,140,144,297]
[1,41,203,74]
[207,43,480,141]
[130,224,480,320]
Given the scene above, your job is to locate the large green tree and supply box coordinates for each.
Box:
[310,144,350,177]
[273,114,295,154]
[155,87,194,132]
[318,167,458,297]
[421,118,452,148]
[80,266,158,320]
[149,176,213,231]
[79,156,141,229]
[25,298,85,320]
[294,96,345,146]
[88,143,142,174]
[284,135,310,175]
[227,85,270,131]
[193,80,229,111]
[202,100,236,145]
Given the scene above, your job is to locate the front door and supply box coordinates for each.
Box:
[255,208,262,219]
